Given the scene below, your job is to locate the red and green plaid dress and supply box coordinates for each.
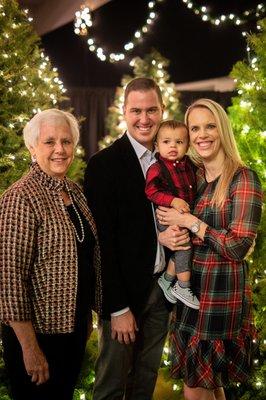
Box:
[170,166,263,389]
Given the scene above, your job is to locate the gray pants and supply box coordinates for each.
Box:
[92,280,170,400]
[158,222,192,274]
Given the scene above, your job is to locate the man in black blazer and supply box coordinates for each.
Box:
[84,77,185,400]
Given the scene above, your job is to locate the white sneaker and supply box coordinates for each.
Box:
[170,283,200,309]
[158,275,177,304]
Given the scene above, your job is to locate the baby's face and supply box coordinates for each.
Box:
[156,127,189,162]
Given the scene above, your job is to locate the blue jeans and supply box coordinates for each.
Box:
[93,280,170,400]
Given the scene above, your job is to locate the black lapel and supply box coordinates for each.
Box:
[116,134,146,189]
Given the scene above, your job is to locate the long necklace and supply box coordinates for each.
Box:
[64,181,85,243]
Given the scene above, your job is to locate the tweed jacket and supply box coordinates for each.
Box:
[0,163,102,334]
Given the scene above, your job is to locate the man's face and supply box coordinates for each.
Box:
[123,89,164,150]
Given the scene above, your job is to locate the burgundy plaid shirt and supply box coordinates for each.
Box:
[145,154,197,207]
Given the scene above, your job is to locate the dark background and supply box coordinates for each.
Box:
[36,0,264,157]
[41,0,262,87]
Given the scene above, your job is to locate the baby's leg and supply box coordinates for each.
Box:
[171,248,200,309]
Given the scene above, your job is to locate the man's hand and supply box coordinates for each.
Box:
[158,225,190,251]
[111,310,138,344]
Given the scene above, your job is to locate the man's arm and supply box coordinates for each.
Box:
[84,155,130,315]
[158,225,190,251]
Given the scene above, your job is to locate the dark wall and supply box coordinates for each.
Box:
[41,0,259,88]
[64,87,235,159]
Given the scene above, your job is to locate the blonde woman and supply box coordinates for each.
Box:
[156,99,263,400]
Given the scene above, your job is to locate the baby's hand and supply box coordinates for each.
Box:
[171,198,190,213]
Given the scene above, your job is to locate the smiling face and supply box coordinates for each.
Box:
[29,122,74,179]
[123,89,164,150]
[156,126,189,162]
[187,107,225,163]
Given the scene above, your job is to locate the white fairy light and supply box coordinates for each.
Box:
[182,1,265,27]
[74,0,159,63]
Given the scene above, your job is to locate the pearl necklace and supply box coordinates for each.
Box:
[64,181,85,243]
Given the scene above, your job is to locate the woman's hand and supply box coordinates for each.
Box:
[22,342,49,385]
[158,225,190,251]
[157,206,193,228]
[9,321,49,385]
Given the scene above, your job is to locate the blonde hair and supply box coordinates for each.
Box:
[185,98,245,208]
[23,109,80,149]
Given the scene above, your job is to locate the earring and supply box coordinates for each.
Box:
[31,155,36,163]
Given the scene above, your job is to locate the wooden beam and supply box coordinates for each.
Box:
[19,0,111,36]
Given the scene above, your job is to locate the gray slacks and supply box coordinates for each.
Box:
[92,280,170,400]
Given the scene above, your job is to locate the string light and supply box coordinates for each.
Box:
[73,1,265,65]
[74,0,160,63]
[180,1,265,27]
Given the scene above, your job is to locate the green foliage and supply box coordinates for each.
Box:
[228,19,266,190]
[0,0,86,397]
[99,49,183,149]
[228,18,266,399]
[0,0,85,194]
[74,328,98,399]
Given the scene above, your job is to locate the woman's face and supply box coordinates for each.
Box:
[29,122,74,179]
[187,107,225,163]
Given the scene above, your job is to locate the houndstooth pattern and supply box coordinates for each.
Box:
[0,163,102,334]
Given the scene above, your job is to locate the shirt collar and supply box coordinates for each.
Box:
[126,131,155,162]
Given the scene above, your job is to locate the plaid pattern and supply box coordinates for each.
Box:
[145,155,197,207]
[0,163,102,334]
[170,167,263,388]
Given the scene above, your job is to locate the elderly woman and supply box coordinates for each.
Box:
[157,99,262,400]
[0,109,101,400]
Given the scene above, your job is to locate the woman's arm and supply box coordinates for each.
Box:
[0,190,36,321]
[0,189,49,384]
[157,169,263,261]
[9,321,49,385]
[156,207,207,241]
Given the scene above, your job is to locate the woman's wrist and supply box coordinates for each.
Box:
[184,214,199,231]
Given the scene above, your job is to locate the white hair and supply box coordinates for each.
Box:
[23,109,80,149]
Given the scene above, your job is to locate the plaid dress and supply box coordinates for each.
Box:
[170,167,263,389]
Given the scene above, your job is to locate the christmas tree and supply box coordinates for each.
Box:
[0,0,85,195]
[227,18,266,400]
[99,49,183,149]
[0,1,85,398]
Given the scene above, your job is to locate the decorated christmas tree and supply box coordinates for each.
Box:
[99,49,183,150]
[0,0,85,195]
[227,18,266,400]
[0,1,86,398]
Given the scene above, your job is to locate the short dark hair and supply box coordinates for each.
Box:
[156,120,188,141]
[124,77,163,106]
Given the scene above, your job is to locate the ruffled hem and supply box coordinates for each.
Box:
[170,325,257,389]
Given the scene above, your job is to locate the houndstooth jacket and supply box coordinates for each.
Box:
[0,163,102,334]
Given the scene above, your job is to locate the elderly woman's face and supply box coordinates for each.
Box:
[29,122,74,179]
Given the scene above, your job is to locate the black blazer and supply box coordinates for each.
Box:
[84,134,158,318]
